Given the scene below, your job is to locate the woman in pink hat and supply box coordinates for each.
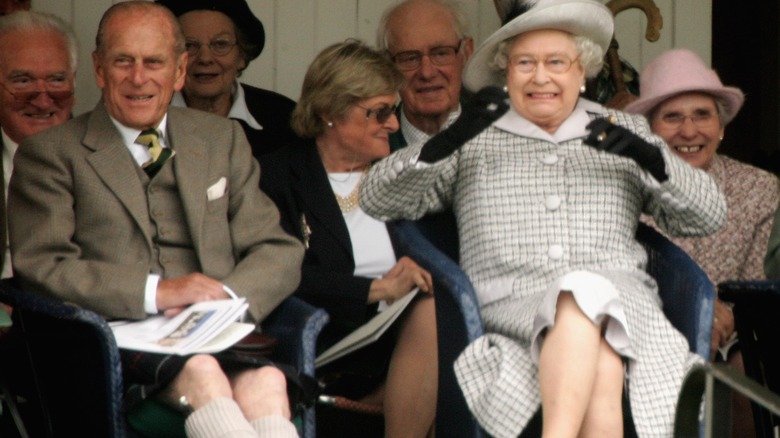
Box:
[626,48,780,438]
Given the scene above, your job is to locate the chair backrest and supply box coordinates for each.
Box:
[0,279,126,438]
[389,218,715,438]
[718,280,780,438]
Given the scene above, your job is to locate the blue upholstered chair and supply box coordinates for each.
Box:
[718,280,780,438]
[0,278,328,438]
[388,217,714,437]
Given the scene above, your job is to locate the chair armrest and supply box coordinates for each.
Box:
[261,296,329,377]
[0,278,126,437]
[636,223,715,359]
[389,218,487,438]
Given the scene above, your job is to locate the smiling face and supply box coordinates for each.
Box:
[319,93,399,171]
[93,7,186,130]
[386,0,472,133]
[0,29,75,143]
[178,10,244,110]
[505,29,585,134]
[650,92,724,170]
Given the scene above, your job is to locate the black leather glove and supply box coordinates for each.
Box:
[418,86,510,163]
[584,118,668,182]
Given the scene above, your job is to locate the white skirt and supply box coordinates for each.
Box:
[530,270,636,364]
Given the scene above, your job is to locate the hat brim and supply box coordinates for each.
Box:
[624,86,745,125]
[157,0,265,60]
[463,0,614,92]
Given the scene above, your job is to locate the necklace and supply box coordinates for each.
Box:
[331,165,371,213]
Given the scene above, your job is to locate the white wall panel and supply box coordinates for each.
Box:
[29,0,710,116]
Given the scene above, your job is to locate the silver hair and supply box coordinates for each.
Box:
[491,34,604,79]
[376,0,470,52]
[0,10,79,72]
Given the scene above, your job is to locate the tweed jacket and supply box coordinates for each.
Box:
[646,153,779,285]
[8,102,304,322]
[360,99,727,438]
[0,132,6,277]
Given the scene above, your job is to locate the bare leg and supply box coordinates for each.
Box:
[578,338,623,438]
[163,354,233,409]
[384,295,438,438]
[538,293,601,438]
[231,366,291,421]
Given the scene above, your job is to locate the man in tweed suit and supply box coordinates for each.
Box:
[8,2,302,436]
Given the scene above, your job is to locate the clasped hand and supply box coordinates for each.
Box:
[157,272,231,317]
[584,118,668,182]
[418,86,509,163]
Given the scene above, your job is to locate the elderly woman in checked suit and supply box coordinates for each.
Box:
[359,0,726,437]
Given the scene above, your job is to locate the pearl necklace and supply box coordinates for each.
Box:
[331,165,370,213]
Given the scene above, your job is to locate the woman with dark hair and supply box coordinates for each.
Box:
[157,0,299,159]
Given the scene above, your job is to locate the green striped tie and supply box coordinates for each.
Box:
[136,129,175,178]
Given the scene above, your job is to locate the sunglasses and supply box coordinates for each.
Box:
[2,82,74,104]
[358,104,398,124]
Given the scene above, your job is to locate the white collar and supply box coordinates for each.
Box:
[1,128,18,156]
[494,98,607,144]
[171,80,262,130]
[109,113,169,148]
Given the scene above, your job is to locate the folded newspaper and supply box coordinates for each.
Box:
[315,288,419,368]
[109,298,254,355]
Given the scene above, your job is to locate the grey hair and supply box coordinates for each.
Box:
[491,34,604,78]
[376,0,470,52]
[649,93,729,127]
[0,10,79,72]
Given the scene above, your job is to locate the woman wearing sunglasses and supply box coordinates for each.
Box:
[260,40,437,438]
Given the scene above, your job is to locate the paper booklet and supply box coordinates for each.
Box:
[109,298,254,355]
[315,288,420,368]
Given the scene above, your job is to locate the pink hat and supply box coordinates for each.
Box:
[625,48,744,124]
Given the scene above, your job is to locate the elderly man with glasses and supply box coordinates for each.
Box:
[376,0,473,151]
[0,10,76,282]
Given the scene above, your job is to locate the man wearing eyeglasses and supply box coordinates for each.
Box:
[0,10,76,281]
[377,0,474,151]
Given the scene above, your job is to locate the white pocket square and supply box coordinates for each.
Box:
[207,177,227,201]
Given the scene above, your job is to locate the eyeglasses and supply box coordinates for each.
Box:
[656,110,718,129]
[1,79,74,104]
[185,38,238,57]
[509,54,579,74]
[357,104,398,124]
[390,40,463,71]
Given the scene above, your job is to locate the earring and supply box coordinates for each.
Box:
[326,121,333,128]
[502,85,508,93]
[580,84,586,93]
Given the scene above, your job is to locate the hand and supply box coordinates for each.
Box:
[710,299,736,359]
[418,86,509,163]
[584,118,668,182]
[157,273,229,315]
[369,256,433,305]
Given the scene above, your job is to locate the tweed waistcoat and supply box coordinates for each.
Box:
[137,161,200,279]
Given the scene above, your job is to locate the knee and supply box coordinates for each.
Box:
[181,354,224,381]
